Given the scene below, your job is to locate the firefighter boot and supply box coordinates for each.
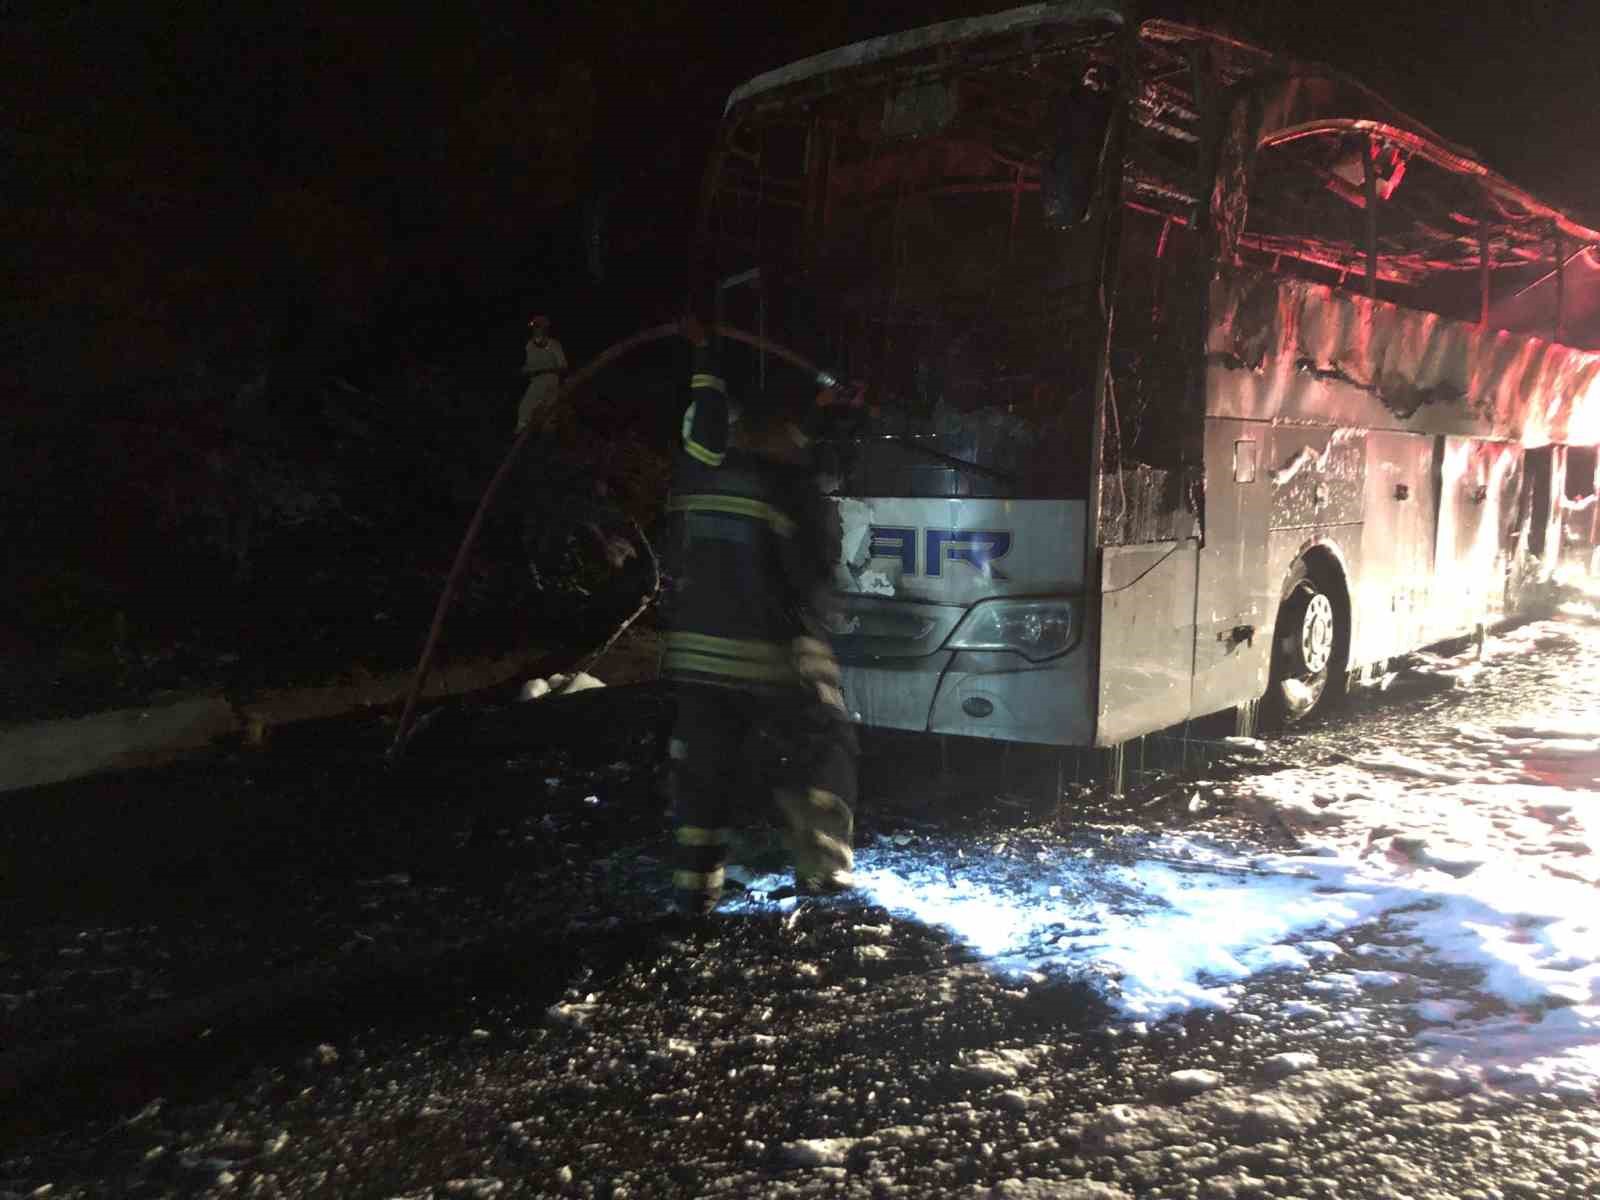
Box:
[666,734,733,916]
[776,786,855,895]
[671,826,729,916]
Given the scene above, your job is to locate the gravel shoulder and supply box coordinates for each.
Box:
[3,601,1598,1199]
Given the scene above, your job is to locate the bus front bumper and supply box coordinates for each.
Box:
[839,646,1095,747]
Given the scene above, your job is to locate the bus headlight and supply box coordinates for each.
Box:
[943,598,1079,662]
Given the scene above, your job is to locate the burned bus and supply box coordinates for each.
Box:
[694,3,1600,752]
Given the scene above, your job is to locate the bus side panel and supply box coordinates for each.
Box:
[1266,427,1365,531]
[1430,437,1524,639]
[1096,540,1199,746]
[1354,431,1439,664]
[1190,417,1274,720]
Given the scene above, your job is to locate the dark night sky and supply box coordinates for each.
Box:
[7,1,1600,408]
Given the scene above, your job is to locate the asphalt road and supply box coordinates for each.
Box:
[3,605,1598,1199]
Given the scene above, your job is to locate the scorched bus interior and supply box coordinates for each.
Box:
[698,5,1600,752]
[699,11,1123,502]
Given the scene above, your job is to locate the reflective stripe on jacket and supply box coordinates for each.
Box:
[662,347,833,688]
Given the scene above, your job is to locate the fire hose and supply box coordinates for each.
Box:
[386,322,834,760]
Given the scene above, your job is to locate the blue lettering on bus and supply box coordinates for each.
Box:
[925,528,1011,579]
[866,526,1012,579]
[866,526,917,574]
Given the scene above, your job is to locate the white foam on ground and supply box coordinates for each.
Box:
[854,839,1596,1094]
[736,612,1600,1096]
[519,672,605,701]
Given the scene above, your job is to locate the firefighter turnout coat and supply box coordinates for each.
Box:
[662,347,857,913]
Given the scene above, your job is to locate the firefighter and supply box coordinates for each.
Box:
[662,315,858,916]
[517,315,568,434]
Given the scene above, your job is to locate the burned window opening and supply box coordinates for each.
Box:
[1567,446,1597,502]
[1099,197,1204,546]
[709,14,1600,519]
[1228,124,1600,337]
[708,44,1124,501]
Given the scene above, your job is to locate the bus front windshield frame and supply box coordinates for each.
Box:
[702,40,1122,501]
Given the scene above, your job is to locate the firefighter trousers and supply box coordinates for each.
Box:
[667,682,858,915]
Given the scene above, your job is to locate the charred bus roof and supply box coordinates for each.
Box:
[721,7,1600,343]
[725,2,1126,116]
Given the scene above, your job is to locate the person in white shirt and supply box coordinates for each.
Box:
[516,315,568,433]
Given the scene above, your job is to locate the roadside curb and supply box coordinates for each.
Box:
[0,633,661,795]
[0,693,240,797]
[0,903,660,1125]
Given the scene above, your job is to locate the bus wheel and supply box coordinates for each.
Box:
[1265,558,1347,724]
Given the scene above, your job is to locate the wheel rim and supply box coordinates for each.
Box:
[1269,572,1342,724]
[1298,592,1335,674]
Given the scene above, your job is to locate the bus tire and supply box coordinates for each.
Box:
[1263,555,1348,726]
